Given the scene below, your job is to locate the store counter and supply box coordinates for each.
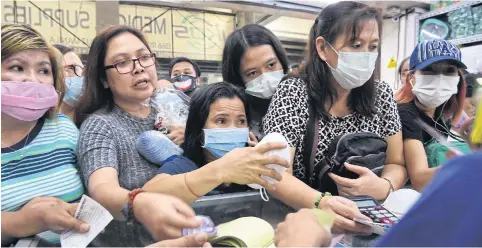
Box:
[192,191,294,228]
[14,191,381,247]
[193,191,381,247]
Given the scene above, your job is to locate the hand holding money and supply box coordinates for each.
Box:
[15,197,89,237]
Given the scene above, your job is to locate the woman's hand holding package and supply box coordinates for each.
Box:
[216,142,289,190]
[133,192,202,241]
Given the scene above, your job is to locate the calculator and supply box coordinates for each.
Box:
[348,196,399,225]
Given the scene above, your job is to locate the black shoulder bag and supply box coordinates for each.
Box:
[303,101,388,194]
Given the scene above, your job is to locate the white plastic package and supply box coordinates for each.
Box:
[151,86,190,134]
[248,133,291,189]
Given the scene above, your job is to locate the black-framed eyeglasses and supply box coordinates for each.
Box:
[105,53,156,74]
[65,64,84,77]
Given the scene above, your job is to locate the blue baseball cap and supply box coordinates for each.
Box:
[409,39,467,70]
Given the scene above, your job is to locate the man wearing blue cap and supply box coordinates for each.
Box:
[396,39,469,191]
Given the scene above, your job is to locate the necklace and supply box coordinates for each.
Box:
[1,124,35,158]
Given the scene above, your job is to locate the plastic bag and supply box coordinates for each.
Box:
[151,85,190,134]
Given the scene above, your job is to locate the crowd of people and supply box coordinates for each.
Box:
[1,1,481,247]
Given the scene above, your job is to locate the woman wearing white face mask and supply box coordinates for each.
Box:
[53,44,84,122]
[396,39,468,191]
[222,24,290,142]
[262,1,406,234]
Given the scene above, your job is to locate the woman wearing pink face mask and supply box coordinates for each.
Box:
[1,24,88,246]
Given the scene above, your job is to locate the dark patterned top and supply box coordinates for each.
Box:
[263,77,401,181]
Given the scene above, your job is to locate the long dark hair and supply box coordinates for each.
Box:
[181,82,250,166]
[222,24,289,88]
[75,25,152,127]
[304,1,382,120]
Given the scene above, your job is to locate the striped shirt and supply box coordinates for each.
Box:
[1,113,84,243]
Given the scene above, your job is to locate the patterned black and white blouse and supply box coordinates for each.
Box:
[263,77,401,181]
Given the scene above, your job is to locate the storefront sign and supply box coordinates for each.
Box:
[1,1,235,61]
[1,1,96,55]
[119,5,234,61]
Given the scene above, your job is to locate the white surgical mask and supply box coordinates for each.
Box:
[326,43,378,90]
[245,70,284,99]
[412,74,459,108]
[247,133,290,202]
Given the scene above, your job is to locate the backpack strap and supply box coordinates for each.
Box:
[303,99,320,185]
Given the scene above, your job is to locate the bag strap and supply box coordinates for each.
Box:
[303,99,320,184]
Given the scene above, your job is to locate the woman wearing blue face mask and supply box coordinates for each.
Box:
[53,44,84,121]
[222,24,290,142]
[396,39,468,191]
[262,1,406,234]
[142,82,290,203]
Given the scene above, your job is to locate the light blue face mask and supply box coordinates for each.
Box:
[203,128,249,158]
[63,76,84,107]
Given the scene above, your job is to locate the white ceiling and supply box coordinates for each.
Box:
[265,16,313,41]
[280,0,430,14]
[278,0,340,8]
[263,0,430,41]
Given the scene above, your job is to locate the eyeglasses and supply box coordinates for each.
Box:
[65,64,84,77]
[104,53,156,74]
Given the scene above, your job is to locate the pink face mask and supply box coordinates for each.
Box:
[1,81,59,121]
